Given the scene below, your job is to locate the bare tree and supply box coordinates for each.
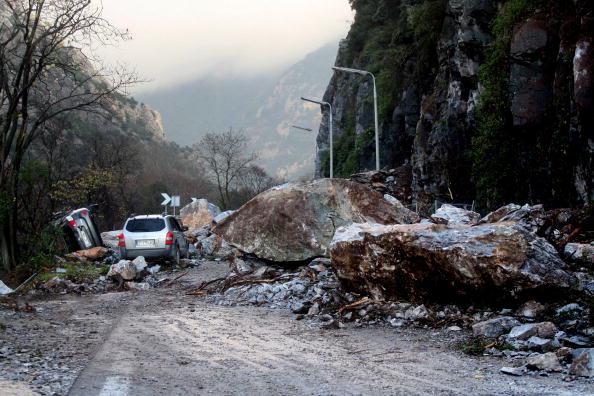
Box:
[0,0,137,271]
[195,128,259,209]
[238,165,277,197]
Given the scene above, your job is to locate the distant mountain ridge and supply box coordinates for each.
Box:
[140,42,340,179]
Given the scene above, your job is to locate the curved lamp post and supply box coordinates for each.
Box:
[332,66,380,171]
[291,125,313,132]
[301,97,333,178]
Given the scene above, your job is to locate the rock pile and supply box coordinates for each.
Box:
[350,164,413,204]
[471,302,593,379]
[38,251,198,294]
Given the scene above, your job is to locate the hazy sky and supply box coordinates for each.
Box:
[95,0,353,93]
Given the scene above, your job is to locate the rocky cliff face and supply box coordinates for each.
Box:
[316,0,594,209]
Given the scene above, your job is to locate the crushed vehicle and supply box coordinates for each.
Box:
[118,214,189,264]
[53,207,104,252]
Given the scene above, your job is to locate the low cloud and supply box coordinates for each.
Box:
[94,0,353,93]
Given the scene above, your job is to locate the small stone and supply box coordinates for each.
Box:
[473,316,520,338]
[526,336,553,352]
[234,258,252,275]
[447,326,462,332]
[556,303,584,315]
[556,347,573,360]
[321,319,339,329]
[569,348,594,378]
[500,366,525,376]
[125,282,150,291]
[148,265,160,274]
[535,322,558,339]
[291,302,309,314]
[132,256,147,272]
[508,323,537,340]
[405,305,429,321]
[526,352,563,372]
[564,335,591,348]
[389,318,406,327]
[516,300,545,318]
[307,303,320,316]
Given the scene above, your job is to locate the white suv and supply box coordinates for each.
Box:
[118,215,189,264]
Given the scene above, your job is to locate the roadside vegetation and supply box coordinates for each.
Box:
[0,0,276,280]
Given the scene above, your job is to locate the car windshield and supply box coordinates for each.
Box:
[126,218,165,232]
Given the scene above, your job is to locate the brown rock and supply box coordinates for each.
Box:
[516,300,545,318]
[535,322,558,339]
[212,179,419,262]
[180,199,221,232]
[569,349,594,378]
[75,246,109,260]
[527,352,563,372]
[330,222,573,304]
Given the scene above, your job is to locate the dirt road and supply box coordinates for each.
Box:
[1,260,592,395]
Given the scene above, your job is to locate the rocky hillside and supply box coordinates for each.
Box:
[316,0,593,210]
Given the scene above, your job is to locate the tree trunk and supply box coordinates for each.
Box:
[0,205,17,272]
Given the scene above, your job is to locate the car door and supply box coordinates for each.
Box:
[170,217,188,257]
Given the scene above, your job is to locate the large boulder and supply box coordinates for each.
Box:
[180,199,221,232]
[330,222,574,304]
[212,179,419,262]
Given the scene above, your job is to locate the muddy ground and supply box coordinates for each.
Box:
[1,260,593,396]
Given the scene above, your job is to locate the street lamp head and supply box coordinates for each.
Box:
[332,66,370,76]
[292,125,312,132]
[301,97,330,107]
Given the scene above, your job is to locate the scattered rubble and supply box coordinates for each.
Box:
[350,165,413,204]
[212,178,419,262]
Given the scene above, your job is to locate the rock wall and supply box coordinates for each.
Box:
[316,0,594,208]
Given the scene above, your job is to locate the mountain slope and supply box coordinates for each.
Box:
[317,0,594,209]
[140,42,340,178]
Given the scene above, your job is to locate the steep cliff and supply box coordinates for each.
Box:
[317,0,593,210]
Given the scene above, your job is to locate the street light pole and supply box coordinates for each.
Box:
[301,97,333,178]
[332,66,380,171]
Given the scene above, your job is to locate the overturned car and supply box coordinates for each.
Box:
[53,207,103,252]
